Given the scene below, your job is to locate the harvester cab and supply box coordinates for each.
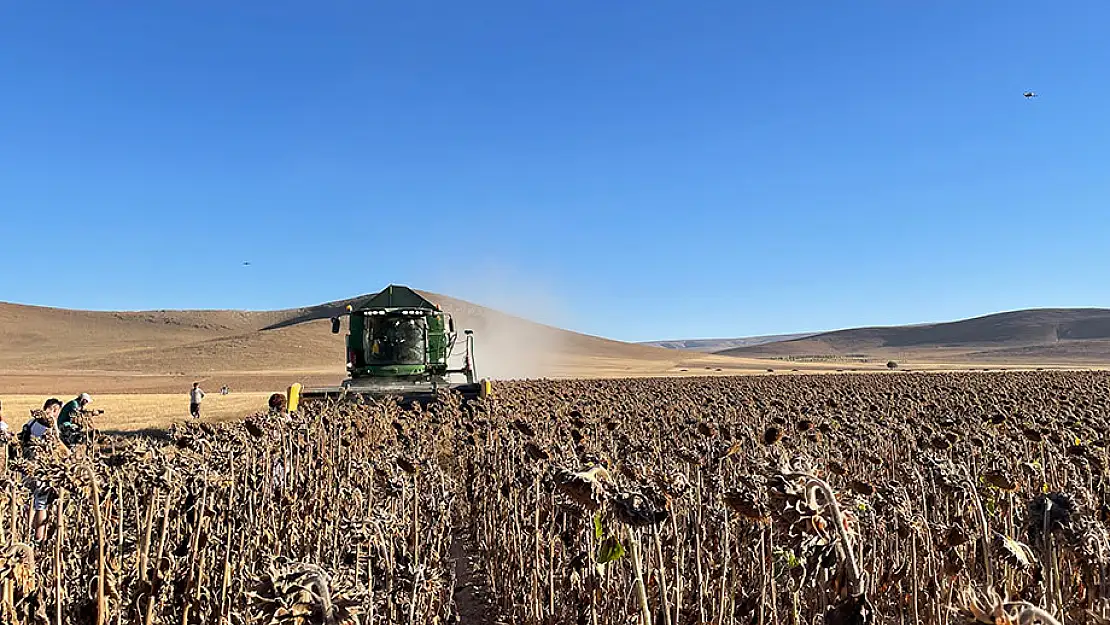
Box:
[292,285,491,408]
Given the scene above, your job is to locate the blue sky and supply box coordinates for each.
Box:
[2,2,1108,342]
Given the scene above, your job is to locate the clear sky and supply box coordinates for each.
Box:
[2,2,1108,342]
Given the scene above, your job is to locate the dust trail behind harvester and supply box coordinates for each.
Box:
[468,316,564,380]
[428,277,570,380]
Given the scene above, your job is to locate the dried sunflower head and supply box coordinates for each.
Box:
[824,592,873,625]
[995,532,1038,571]
[611,491,668,527]
[847,480,875,497]
[942,524,970,548]
[1066,516,1110,567]
[1026,492,1075,545]
[523,441,549,461]
[954,586,1058,625]
[722,490,770,525]
[0,544,37,597]
[553,466,611,511]
[982,469,1019,492]
[246,558,365,625]
[763,426,783,445]
[652,471,690,499]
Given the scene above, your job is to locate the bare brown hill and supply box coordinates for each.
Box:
[0,302,294,369]
[720,308,1110,364]
[0,288,781,394]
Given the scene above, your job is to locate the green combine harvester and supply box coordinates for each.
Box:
[289,285,491,408]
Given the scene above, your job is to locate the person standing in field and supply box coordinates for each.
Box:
[190,382,205,419]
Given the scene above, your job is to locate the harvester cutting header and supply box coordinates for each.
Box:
[290,285,491,408]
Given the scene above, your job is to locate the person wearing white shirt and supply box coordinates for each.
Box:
[189,382,205,419]
[21,398,65,542]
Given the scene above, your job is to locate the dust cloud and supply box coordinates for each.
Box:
[468,316,564,381]
[437,270,571,381]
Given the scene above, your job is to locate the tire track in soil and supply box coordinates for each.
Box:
[450,527,502,624]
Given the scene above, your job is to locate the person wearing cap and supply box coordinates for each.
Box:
[58,393,91,430]
[58,393,94,447]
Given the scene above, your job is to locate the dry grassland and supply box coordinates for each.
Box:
[0,392,271,433]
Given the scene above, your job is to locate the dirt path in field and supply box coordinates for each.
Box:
[450,527,501,624]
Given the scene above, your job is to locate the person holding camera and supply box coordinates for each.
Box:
[58,393,100,448]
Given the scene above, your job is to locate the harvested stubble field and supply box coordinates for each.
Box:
[2,371,1110,624]
[1,393,272,434]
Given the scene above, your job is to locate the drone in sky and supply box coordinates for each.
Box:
[1023,91,1038,99]
[242,261,251,266]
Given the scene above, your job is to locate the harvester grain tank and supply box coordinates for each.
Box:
[291,285,491,408]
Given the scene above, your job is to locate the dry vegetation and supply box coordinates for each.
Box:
[1,371,1108,624]
[1,394,271,433]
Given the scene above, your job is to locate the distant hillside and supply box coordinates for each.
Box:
[720,308,1110,363]
[642,333,816,352]
[0,290,673,377]
[0,287,775,393]
[7,296,1108,395]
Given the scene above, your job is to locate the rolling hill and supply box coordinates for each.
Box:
[719,308,1110,364]
[0,288,781,394]
[5,294,1109,396]
[641,333,817,352]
